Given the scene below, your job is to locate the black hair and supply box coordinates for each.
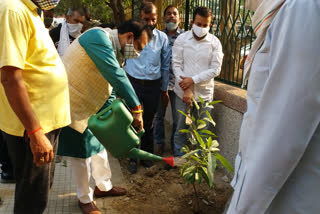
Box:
[118,19,153,41]
[192,6,213,21]
[99,23,116,29]
[163,5,178,16]
[140,2,156,14]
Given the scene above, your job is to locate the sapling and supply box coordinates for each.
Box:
[178,96,233,213]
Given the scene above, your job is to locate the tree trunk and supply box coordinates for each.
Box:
[105,0,126,26]
[219,0,242,84]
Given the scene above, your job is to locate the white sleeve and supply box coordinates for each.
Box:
[172,34,184,83]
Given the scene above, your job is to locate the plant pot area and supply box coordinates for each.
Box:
[111,160,233,214]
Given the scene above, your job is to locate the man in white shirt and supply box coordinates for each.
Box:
[172,6,223,156]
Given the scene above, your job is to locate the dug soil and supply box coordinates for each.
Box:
[110,159,233,214]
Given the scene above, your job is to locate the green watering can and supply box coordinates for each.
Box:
[88,99,174,167]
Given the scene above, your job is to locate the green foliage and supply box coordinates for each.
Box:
[179,97,233,190]
[55,0,132,23]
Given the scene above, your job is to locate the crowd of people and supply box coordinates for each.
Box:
[0,0,319,214]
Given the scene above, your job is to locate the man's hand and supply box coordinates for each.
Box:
[29,129,54,166]
[132,112,143,132]
[179,76,194,90]
[161,90,170,107]
[183,88,193,104]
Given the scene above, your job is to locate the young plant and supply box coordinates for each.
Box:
[178,96,233,212]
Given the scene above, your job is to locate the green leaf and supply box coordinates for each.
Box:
[198,96,205,105]
[191,155,202,163]
[189,137,198,145]
[211,140,219,148]
[215,153,234,173]
[207,152,214,188]
[181,149,201,159]
[208,100,223,105]
[194,131,205,148]
[192,97,200,110]
[197,119,206,125]
[207,137,213,148]
[182,165,196,177]
[192,115,196,121]
[197,123,207,130]
[179,129,190,133]
[203,118,215,127]
[180,145,190,153]
[177,109,188,118]
[205,111,216,127]
[209,152,217,172]
[199,167,210,185]
[200,129,217,137]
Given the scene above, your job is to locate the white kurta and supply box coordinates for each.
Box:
[227,0,320,213]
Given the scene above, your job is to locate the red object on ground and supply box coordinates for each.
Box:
[163,156,174,167]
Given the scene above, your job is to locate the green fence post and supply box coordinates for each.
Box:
[185,0,190,31]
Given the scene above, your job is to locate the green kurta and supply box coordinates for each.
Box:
[58,28,140,158]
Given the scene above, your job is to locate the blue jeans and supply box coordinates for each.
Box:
[173,95,211,156]
[154,90,177,150]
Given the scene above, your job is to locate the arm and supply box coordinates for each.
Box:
[191,38,223,84]
[160,35,171,106]
[1,67,53,166]
[172,35,185,87]
[79,30,143,130]
[160,35,171,92]
[0,11,53,166]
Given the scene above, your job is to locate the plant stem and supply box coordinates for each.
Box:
[192,183,200,213]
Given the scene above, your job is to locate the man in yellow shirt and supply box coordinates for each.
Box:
[0,0,70,213]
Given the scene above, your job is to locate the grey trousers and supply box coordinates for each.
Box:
[4,129,60,214]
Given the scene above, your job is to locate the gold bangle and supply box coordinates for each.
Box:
[131,110,143,113]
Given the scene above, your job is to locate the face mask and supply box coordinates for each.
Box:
[67,23,83,38]
[34,0,60,10]
[192,24,210,38]
[165,22,179,31]
[124,40,140,59]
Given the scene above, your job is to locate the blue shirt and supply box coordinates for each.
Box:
[125,29,171,91]
[162,27,184,90]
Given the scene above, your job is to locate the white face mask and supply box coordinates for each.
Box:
[124,40,140,59]
[165,22,179,31]
[192,24,210,38]
[67,23,83,38]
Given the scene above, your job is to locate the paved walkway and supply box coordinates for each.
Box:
[0,153,126,214]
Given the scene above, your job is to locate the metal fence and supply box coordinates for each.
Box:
[132,0,255,87]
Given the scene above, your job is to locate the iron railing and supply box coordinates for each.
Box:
[133,0,255,87]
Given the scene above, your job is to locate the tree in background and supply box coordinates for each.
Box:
[54,0,133,25]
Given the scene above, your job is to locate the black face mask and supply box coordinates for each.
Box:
[44,17,53,28]
[150,24,157,30]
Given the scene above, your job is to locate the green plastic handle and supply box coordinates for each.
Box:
[130,125,145,138]
[95,102,113,121]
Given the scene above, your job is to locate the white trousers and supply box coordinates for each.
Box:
[70,149,113,203]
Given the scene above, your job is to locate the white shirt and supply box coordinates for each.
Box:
[172,30,223,101]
